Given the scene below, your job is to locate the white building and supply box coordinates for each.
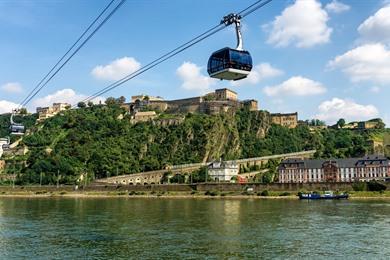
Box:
[207,160,239,182]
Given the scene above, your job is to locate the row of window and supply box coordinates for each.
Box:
[279,170,388,183]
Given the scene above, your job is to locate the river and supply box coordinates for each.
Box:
[0,198,388,259]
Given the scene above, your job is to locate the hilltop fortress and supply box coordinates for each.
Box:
[33,88,298,129]
[125,88,258,115]
[121,88,298,128]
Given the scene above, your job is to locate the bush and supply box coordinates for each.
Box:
[279,192,291,196]
[205,190,218,196]
[260,190,269,196]
[352,182,367,191]
[367,181,387,192]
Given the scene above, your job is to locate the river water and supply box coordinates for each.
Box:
[0,198,389,259]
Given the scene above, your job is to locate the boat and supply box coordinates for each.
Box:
[299,191,349,200]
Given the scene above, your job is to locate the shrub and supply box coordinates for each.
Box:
[205,190,218,196]
[260,190,269,196]
[352,182,367,191]
[367,181,387,192]
[279,192,291,196]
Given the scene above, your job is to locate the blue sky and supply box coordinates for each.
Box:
[0,0,389,125]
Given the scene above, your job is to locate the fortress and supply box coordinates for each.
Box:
[32,88,298,128]
[121,88,298,128]
[123,88,258,116]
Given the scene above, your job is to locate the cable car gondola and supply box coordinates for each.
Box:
[10,109,25,135]
[207,13,253,81]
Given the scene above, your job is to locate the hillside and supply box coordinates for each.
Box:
[1,103,388,185]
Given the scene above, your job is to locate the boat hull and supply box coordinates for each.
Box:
[299,193,349,200]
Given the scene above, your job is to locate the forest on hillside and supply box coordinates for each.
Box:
[0,103,388,185]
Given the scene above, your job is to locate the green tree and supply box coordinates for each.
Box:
[19,108,28,115]
[105,97,117,106]
[77,102,86,108]
[337,118,346,128]
[117,96,126,104]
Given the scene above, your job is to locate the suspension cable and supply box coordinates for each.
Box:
[79,0,273,105]
[78,24,225,105]
[19,0,126,109]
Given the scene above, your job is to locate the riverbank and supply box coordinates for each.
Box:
[0,189,389,199]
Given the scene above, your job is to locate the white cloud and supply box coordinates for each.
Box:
[1,82,23,93]
[263,76,326,97]
[315,98,379,124]
[264,0,332,48]
[232,63,283,86]
[358,5,390,44]
[328,43,390,84]
[91,57,141,81]
[325,0,350,14]
[0,100,19,114]
[370,86,380,93]
[176,62,215,93]
[32,89,105,108]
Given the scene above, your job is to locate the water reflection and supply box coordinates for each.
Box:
[0,198,388,259]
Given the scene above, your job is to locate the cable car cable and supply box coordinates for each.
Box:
[240,0,273,18]
[19,0,126,108]
[78,25,226,105]
[79,0,272,103]
[80,0,273,105]
[18,0,117,109]
[237,0,267,16]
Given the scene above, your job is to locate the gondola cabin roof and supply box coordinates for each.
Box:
[207,47,253,81]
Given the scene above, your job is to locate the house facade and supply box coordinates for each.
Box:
[278,155,390,183]
[207,161,239,182]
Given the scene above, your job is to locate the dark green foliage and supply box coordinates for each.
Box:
[205,190,218,196]
[337,118,346,128]
[3,104,387,185]
[191,167,208,183]
[367,181,387,192]
[169,174,185,184]
[352,182,367,191]
[260,190,269,196]
[77,102,86,108]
